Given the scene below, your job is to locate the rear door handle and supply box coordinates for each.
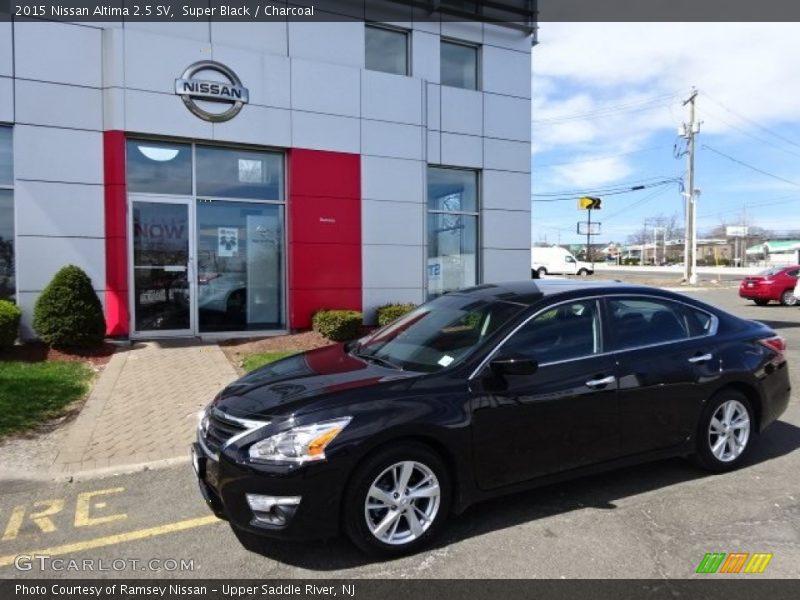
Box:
[688,353,713,364]
[586,375,616,389]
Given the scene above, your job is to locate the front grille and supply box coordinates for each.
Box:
[202,411,248,455]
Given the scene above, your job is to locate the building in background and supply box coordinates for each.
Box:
[0,13,533,338]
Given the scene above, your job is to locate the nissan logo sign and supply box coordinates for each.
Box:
[175,61,249,122]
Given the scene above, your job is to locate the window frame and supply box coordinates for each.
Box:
[0,124,14,302]
[365,22,412,77]
[426,166,481,298]
[440,37,481,91]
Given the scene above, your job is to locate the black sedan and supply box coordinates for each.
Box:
[192,280,791,557]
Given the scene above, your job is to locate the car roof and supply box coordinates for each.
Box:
[451,279,639,305]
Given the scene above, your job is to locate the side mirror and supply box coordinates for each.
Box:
[489,355,538,377]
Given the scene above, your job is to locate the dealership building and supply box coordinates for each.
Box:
[0,14,533,339]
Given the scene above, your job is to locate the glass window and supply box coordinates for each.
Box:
[607,297,695,350]
[0,190,13,300]
[427,167,479,297]
[126,140,192,195]
[441,40,479,90]
[0,126,12,186]
[196,146,283,201]
[196,200,284,332]
[365,24,409,76]
[501,300,601,364]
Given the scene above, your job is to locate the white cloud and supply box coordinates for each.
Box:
[532,22,800,187]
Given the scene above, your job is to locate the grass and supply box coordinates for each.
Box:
[241,351,299,372]
[0,361,94,437]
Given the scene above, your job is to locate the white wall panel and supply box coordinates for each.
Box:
[412,30,440,83]
[482,46,531,99]
[484,94,531,142]
[362,156,424,203]
[262,54,292,109]
[102,27,125,88]
[210,47,291,110]
[362,200,424,246]
[427,131,441,164]
[124,22,210,43]
[15,181,104,238]
[363,244,423,289]
[15,80,102,131]
[291,111,360,154]
[484,24,533,52]
[483,170,531,212]
[362,70,422,125]
[14,125,102,184]
[0,23,12,77]
[103,88,125,131]
[440,86,482,136]
[125,89,213,140]
[288,21,364,69]
[124,28,211,93]
[362,121,422,160]
[15,22,102,87]
[482,249,532,283]
[213,105,291,147]
[482,210,531,249]
[0,77,12,123]
[211,22,288,55]
[425,83,441,130]
[484,138,530,173]
[362,288,424,324]
[291,59,360,118]
[16,236,106,292]
[441,132,482,168]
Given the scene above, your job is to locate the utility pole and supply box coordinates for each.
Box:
[586,207,593,267]
[681,88,700,284]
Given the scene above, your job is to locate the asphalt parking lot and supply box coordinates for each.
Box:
[0,287,798,579]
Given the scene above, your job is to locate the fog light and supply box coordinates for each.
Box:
[246,494,301,527]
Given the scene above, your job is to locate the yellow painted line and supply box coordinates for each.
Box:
[0,515,220,568]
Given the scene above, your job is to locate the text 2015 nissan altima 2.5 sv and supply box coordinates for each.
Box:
[192,280,791,557]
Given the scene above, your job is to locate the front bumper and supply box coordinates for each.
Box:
[191,441,346,541]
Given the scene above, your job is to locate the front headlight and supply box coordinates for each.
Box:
[248,417,352,463]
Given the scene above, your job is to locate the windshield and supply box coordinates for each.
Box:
[354,295,525,373]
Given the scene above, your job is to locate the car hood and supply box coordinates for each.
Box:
[212,344,417,419]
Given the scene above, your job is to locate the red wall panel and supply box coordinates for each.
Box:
[288,149,362,329]
[103,131,129,337]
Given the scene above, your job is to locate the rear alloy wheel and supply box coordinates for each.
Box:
[753,299,770,306]
[780,289,798,306]
[344,443,450,557]
[694,391,755,472]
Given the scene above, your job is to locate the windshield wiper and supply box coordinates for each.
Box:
[352,350,403,370]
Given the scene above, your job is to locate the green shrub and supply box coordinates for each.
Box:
[33,265,106,348]
[375,303,417,327]
[312,309,363,342]
[0,300,21,350]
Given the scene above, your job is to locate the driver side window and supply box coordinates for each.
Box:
[500,300,601,365]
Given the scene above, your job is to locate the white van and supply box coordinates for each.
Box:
[531,246,594,277]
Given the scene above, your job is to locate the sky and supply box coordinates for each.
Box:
[530,22,800,247]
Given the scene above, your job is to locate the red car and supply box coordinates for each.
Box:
[739,265,800,306]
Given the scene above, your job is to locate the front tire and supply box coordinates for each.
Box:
[577,268,590,276]
[693,390,755,472]
[780,290,797,306]
[343,442,451,557]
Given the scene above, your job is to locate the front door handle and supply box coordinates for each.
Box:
[586,375,616,389]
[688,353,713,364]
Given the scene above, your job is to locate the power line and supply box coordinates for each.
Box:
[602,186,676,221]
[702,145,800,188]
[700,106,800,160]
[531,93,679,125]
[702,92,800,150]
[532,176,678,199]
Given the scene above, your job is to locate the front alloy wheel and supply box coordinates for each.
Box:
[694,391,755,472]
[344,443,450,556]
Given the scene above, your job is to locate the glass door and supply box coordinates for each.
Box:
[130,197,195,337]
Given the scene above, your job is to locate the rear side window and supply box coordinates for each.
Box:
[607,297,712,350]
[500,300,601,364]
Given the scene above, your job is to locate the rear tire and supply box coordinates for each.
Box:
[780,290,797,306]
[753,299,769,306]
[343,442,451,557]
[537,267,547,277]
[693,390,756,473]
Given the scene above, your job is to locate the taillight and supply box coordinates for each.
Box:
[759,336,786,361]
